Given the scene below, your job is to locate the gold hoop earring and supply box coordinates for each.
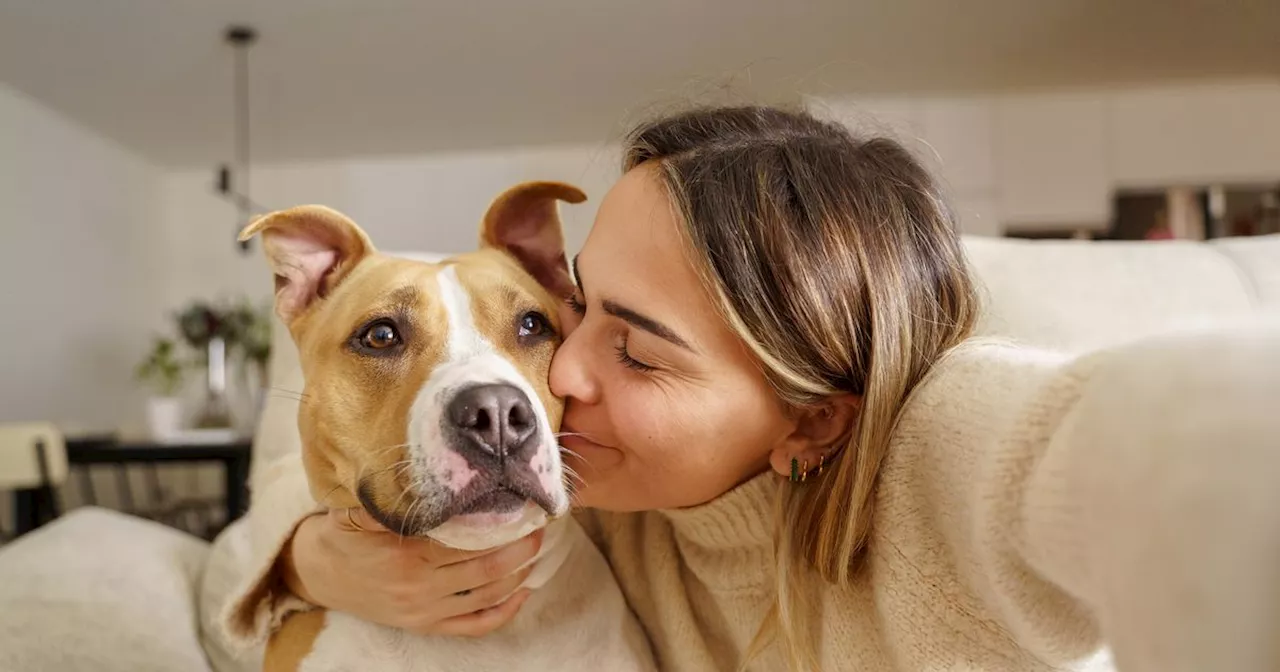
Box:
[346,508,366,532]
[801,459,809,482]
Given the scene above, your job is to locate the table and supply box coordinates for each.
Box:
[10,435,253,539]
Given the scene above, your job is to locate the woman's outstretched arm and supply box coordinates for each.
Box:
[887,324,1280,672]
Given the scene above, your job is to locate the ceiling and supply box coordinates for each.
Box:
[2,0,1277,167]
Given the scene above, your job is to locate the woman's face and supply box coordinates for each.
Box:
[549,164,797,511]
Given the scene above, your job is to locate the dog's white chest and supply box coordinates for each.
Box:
[298,520,656,672]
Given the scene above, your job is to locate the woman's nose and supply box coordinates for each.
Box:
[549,324,600,404]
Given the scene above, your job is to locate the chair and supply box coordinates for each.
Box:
[0,422,68,539]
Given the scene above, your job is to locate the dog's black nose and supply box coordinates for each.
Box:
[446,384,536,457]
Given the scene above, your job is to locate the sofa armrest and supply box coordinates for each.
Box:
[0,507,212,672]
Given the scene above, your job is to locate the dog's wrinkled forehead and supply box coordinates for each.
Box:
[432,252,563,396]
[293,252,557,370]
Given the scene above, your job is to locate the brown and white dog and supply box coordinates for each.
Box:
[238,182,655,672]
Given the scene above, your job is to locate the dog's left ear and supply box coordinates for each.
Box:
[238,205,375,324]
[480,181,586,298]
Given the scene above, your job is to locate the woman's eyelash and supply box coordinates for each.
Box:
[614,339,656,372]
[565,292,654,373]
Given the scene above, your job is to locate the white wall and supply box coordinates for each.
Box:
[0,82,163,435]
[156,142,621,314]
[806,78,1280,236]
[5,74,1278,525]
[11,75,1278,437]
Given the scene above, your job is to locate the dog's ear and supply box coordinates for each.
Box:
[480,181,586,298]
[238,205,375,324]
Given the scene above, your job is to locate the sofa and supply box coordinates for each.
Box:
[1,234,1277,672]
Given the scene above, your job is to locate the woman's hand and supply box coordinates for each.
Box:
[280,507,544,637]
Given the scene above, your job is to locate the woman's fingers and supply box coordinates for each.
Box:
[426,589,533,638]
[437,563,536,620]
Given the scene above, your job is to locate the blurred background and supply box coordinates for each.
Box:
[1,0,1278,539]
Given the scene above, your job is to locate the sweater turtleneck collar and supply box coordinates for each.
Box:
[658,471,781,590]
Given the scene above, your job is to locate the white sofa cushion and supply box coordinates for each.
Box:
[963,234,1280,351]
[1211,233,1280,310]
[0,508,212,672]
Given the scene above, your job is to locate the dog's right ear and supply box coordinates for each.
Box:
[238,205,375,324]
[480,181,586,298]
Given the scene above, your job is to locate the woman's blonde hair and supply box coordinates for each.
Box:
[623,105,980,670]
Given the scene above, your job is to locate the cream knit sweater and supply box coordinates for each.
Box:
[220,324,1280,672]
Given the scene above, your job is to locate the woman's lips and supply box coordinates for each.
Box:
[558,429,624,470]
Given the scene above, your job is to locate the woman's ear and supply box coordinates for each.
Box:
[768,394,861,479]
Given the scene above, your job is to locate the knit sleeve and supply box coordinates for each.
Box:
[218,450,322,651]
[217,359,324,651]
[884,327,1280,672]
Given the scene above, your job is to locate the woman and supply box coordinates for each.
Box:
[222,106,1280,670]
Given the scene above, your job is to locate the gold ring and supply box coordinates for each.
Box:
[345,508,366,532]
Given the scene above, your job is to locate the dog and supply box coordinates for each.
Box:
[238,182,656,672]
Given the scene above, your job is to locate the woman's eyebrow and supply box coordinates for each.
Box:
[603,300,694,352]
[573,254,695,353]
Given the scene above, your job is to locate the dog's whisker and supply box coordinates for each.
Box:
[316,482,346,508]
[553,431,603,441]
[268,386,312,401]
[268,392,309,403]
[565,479,586,507]
[558,445,585,461]
[392,461,415,482]
[388,483,418,539]
[561,462,586,493]
[362,459,414,482]
[399,497,420,541]
[411,497,430,537]
[368,443,413,460]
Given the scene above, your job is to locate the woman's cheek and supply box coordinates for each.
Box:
[618,386,701,460]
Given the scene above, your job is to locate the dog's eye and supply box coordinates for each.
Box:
[359,321,401,350]
[518,311,551,339]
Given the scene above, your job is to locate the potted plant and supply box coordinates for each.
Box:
[135,337,187,440]
[225,298,274,425]
[176,301,234,429]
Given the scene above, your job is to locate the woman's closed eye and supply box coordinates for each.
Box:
[567,292,658,373]
[614,336,656,372]
[565,292,586,315]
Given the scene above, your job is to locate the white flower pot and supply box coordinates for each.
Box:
[146,396,185,441]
